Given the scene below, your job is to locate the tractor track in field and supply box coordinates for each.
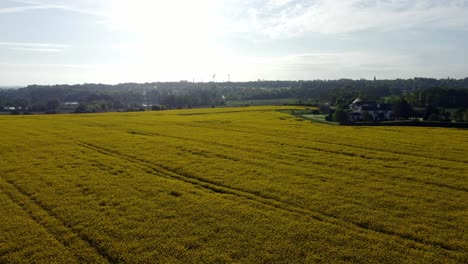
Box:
[126,129,467,193]
[49,132,461,253]
[176,122,468,165]
[0,178,115,264]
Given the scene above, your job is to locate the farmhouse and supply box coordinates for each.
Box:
[349,98,393,121]
[62,102,79,107]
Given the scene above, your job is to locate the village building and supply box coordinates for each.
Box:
[349,98,393,121]
[62,102,79,107]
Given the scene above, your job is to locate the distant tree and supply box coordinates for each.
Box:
[10,109,20,115]
[414,87,468,108]
[389,87,402,96]
[333,109,349,124]
[454,108,466,122]
[318,104,331,114]
[384,95,402,104]
[392,98,412,119]
[31,103,47,112]
[151,105,166,111]
[428,113,440,121]
[441,112,451,122]
[46,99,60,111]
[423,105,439,121]
[13,98,29,110]
[75,103,93,113]
[86,93,112,103]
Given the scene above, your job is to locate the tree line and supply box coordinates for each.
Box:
[1,78,467,113]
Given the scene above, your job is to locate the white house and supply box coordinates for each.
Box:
[349,98,393,121]
[62,102,79,107]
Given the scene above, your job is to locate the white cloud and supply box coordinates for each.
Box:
[0,4,56,13]
[0,42,69,52]
[101,0,222,37]
[0,42,69,48]
[4,0,468,37]
[234,0,468,37]
[1,0,466,84]
[8,47,63,52]
[8,1,467,38]
[3,0,105,16]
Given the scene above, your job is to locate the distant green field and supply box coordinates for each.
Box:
[225,98,297,106]
[301,114,338,125]
[0,106,467,263]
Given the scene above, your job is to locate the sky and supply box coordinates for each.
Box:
[1,0,468,85]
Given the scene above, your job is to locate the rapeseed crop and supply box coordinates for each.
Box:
[0,106,467,263]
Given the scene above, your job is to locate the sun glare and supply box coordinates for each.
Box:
[101,0,229,81]
[106,0,220,38]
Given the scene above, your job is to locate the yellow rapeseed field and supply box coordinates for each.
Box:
[0,106,467,263]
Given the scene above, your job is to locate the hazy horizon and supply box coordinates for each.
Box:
[1,0,468,86]
[4,76,468,89]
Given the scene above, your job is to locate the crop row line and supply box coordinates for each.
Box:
[23,113,468,165]
[0,177,114,264]
[174,109,275,116]
[177,121,467,165]
[127,129,467,193]
[52,133,459,253]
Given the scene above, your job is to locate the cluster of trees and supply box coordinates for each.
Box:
[1,78,467,115]
[406,88,468,108]
[0,83,223,113]
[329,97,468,124]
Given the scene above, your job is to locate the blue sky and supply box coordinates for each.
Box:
[1,0,468,85]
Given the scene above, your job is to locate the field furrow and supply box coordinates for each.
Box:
[39,130,463,253]
[1,107,466,263]
[175,120,468,165]
[123,128,467,192]
[18,112,468,254]
[0,178,109,263]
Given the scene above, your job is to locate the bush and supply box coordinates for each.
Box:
[152,105,167,111]
[333,109,349,124]
[318,105,331,114]
[454,108,466,122]
[428,113,440,121]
